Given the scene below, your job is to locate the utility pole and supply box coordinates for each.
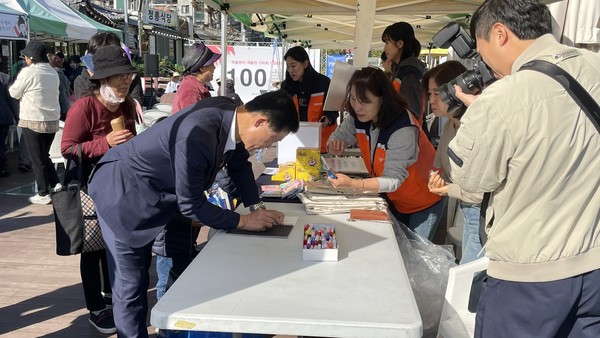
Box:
[123,0,129,46]
[138,0,144,55]
[220,4,228,97]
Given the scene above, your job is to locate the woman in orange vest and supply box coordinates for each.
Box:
[281,46,338,153]
[382,22,426,122]
[327,67,444,240]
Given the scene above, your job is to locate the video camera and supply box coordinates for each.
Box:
[432,22,496,113]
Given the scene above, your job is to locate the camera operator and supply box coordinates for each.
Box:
[448,0,600,337]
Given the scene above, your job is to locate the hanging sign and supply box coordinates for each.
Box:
[143,8,177,28]
[0,13,28,40]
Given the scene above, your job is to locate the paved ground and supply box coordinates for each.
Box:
[0,150,291,337]
[0,151,160,337]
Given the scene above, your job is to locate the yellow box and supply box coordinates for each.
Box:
[271,162,296,182]
[295,148,320,181]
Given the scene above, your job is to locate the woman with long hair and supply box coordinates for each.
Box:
[327,67,444,240]
[281,46,338,153]
[382,22,426,121]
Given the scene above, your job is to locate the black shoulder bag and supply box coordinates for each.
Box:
[52,144,105,255]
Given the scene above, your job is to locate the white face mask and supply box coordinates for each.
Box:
[100,82,125,105]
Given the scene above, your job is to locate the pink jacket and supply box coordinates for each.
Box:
[171,75,211,114]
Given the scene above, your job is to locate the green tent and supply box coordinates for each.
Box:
[0,0,122,42]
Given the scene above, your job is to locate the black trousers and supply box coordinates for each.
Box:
[18,129,31,167]
[21,128,59,195]
[80,249,112,312]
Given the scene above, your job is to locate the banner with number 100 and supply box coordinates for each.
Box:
[208,45,281,103]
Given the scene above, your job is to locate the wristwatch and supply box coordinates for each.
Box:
[249,201,266,212]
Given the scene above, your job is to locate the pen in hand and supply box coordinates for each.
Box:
[321,156,336,179]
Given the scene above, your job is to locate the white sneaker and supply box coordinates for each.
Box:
[53,183,63,192]
[29,194,52,205]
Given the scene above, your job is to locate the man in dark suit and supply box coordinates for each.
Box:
[89,90,299,337]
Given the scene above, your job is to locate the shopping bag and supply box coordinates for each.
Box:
[53,183,84,255]
[52,145,105,255]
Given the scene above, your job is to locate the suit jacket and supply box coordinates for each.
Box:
[89,97,260,248]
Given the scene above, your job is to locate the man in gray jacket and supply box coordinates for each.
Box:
[449,0,600,337]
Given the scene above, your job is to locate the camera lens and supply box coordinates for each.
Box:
[456,70,484,95]
[438,81,464,113]
[438,69,485,113]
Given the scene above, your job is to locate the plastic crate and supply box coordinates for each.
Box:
[164,331,265,338]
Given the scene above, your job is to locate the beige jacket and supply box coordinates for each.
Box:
[449,34,600,282]
[9,63,60,123]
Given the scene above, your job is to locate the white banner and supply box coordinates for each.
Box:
[0,12,28,40]
[205,45,324,103]
[207,45,282,104]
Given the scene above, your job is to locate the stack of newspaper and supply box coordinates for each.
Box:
[297,182,387,215]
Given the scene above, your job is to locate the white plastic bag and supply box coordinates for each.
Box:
[393,218,457,337]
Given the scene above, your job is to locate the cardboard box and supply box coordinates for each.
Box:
[271,162,295,182]
[302,223,338,262]
[295,147,320,181]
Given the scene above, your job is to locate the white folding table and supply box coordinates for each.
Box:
[151,202,422,338]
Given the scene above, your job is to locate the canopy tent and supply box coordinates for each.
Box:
[207,1,560,49]
[201,0,570,98]
[548,0,600,51]
[0,0,122,42]
[0,3,28,40]
[220,0,479,50]
[204,0,562,68]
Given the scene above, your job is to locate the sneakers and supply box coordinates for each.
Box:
[52,183,63,192]
[28,194,52,205]
[89,308,116,334]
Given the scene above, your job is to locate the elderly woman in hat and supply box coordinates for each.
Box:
[165,71,181,93]
[171,42,221,113]
[60,44,138,335]
[9,40,61,205]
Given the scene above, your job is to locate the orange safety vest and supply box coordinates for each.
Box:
[293,93,336,153]
[355,112,440,214]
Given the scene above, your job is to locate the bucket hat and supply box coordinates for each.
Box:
[182,42,221,74]
[20,41,49,63]
[90,45,137,80]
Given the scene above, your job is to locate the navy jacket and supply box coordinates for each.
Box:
[0,73,18,125]
[89,97,260,248]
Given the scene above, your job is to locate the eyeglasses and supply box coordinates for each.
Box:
[112,73,137,81]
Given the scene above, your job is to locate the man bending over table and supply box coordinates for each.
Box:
[89,90,300,337]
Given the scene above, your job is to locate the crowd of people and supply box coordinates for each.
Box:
[1,0,598,337]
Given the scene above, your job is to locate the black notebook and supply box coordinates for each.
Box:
[227,216,298,238]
